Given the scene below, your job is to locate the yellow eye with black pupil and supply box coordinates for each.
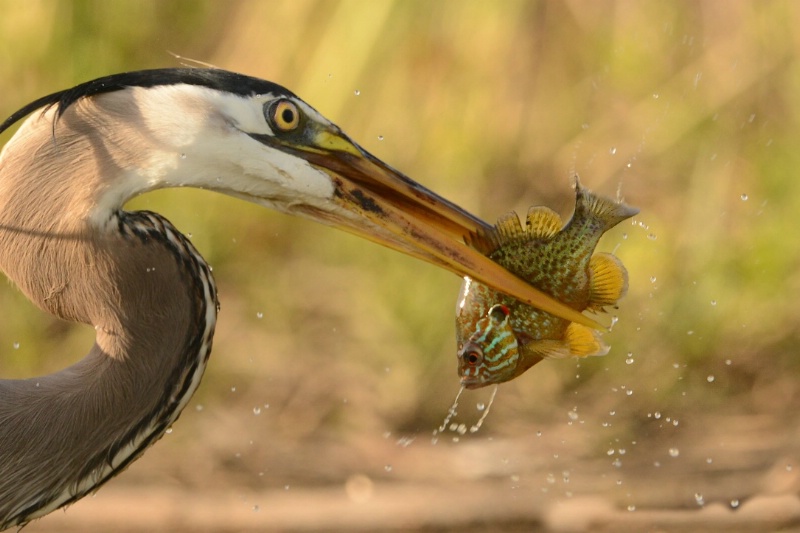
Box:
[271,100,300,132]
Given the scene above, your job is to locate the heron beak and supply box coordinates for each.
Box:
[264,125,601,330]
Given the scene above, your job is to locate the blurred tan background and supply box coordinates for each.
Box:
[2,1,800,531]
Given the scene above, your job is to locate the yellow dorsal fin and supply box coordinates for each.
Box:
[525,206,562,239]
[494,212,526,243]
[565,322,610,357]
[588,252,629,310]
[465,211,525,255]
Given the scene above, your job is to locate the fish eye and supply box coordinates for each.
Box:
[464,348,483,366]
[268,99,301,132]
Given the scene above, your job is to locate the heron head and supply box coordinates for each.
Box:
[0,68,598,327]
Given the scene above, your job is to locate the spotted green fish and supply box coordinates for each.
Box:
[455,181,638,389]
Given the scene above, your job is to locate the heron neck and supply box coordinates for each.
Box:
[0,208,218,528]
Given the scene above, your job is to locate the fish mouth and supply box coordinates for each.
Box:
[275,125,602,329]
[459,375,493,390]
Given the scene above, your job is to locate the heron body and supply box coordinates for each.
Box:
[0,68,595,529]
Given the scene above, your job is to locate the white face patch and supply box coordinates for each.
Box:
[89,84,337,227]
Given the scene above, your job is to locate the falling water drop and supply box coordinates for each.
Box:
[741,193,749,201]
[354,89,361,96]
[668,447,680,458]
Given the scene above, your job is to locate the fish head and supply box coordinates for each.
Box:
[457,304,521,389]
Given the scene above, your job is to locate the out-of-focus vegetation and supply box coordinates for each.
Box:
[2,0,800,529]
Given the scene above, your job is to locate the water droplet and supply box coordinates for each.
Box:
[625,357,634,365]
[354,89,361,96]
[654,412,661,419]
[180,153,187,159]
[652,93,660,99]
[567,409,579,421]
[253,505,260,512]
[650,276,657,283]
[165,427,173,434]
[12,342,19,350]
[695,493,705,506]
[725,359,732,366]
[730,499,739,508]
[707,375,715,383]
[546,473,556,484]
[609,147,617,155]
[195,404,204,411]
[787,464,793,472]
[284,484,290,490]
[253,407,261,415]
[668,447,680,458]
[609,410,616,416]
[710,300,717,306]
[231,386,237,392]
[647,233,657,240]
[741,193,749,201]
[607,449,615,456]
[384,465,393,472]
[627,504,636,512]
[377,135,384,141]
[612,458,622,468]
[476,402,486,411]
[626,389,633,396]
[256,312,263,319]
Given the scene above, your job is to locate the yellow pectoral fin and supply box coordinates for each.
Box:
[521,339,572,360]
[565,323,610,357]
[525,206,562,239]
[588,252,629,310]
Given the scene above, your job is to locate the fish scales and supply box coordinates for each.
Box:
[455,181,638,389]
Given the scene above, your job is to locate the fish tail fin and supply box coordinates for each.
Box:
[575,180,640,231]
[588,252,629,310]
[564,322,610,357]
[525,206,563,239]
[466,211,526,254]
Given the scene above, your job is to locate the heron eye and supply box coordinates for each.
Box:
[269,100,301,132]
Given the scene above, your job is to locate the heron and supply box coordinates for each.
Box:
[0,68,596,528]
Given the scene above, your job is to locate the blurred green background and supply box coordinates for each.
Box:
[2,1,799,531]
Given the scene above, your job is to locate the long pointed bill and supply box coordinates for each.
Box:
[264,126,601,330]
